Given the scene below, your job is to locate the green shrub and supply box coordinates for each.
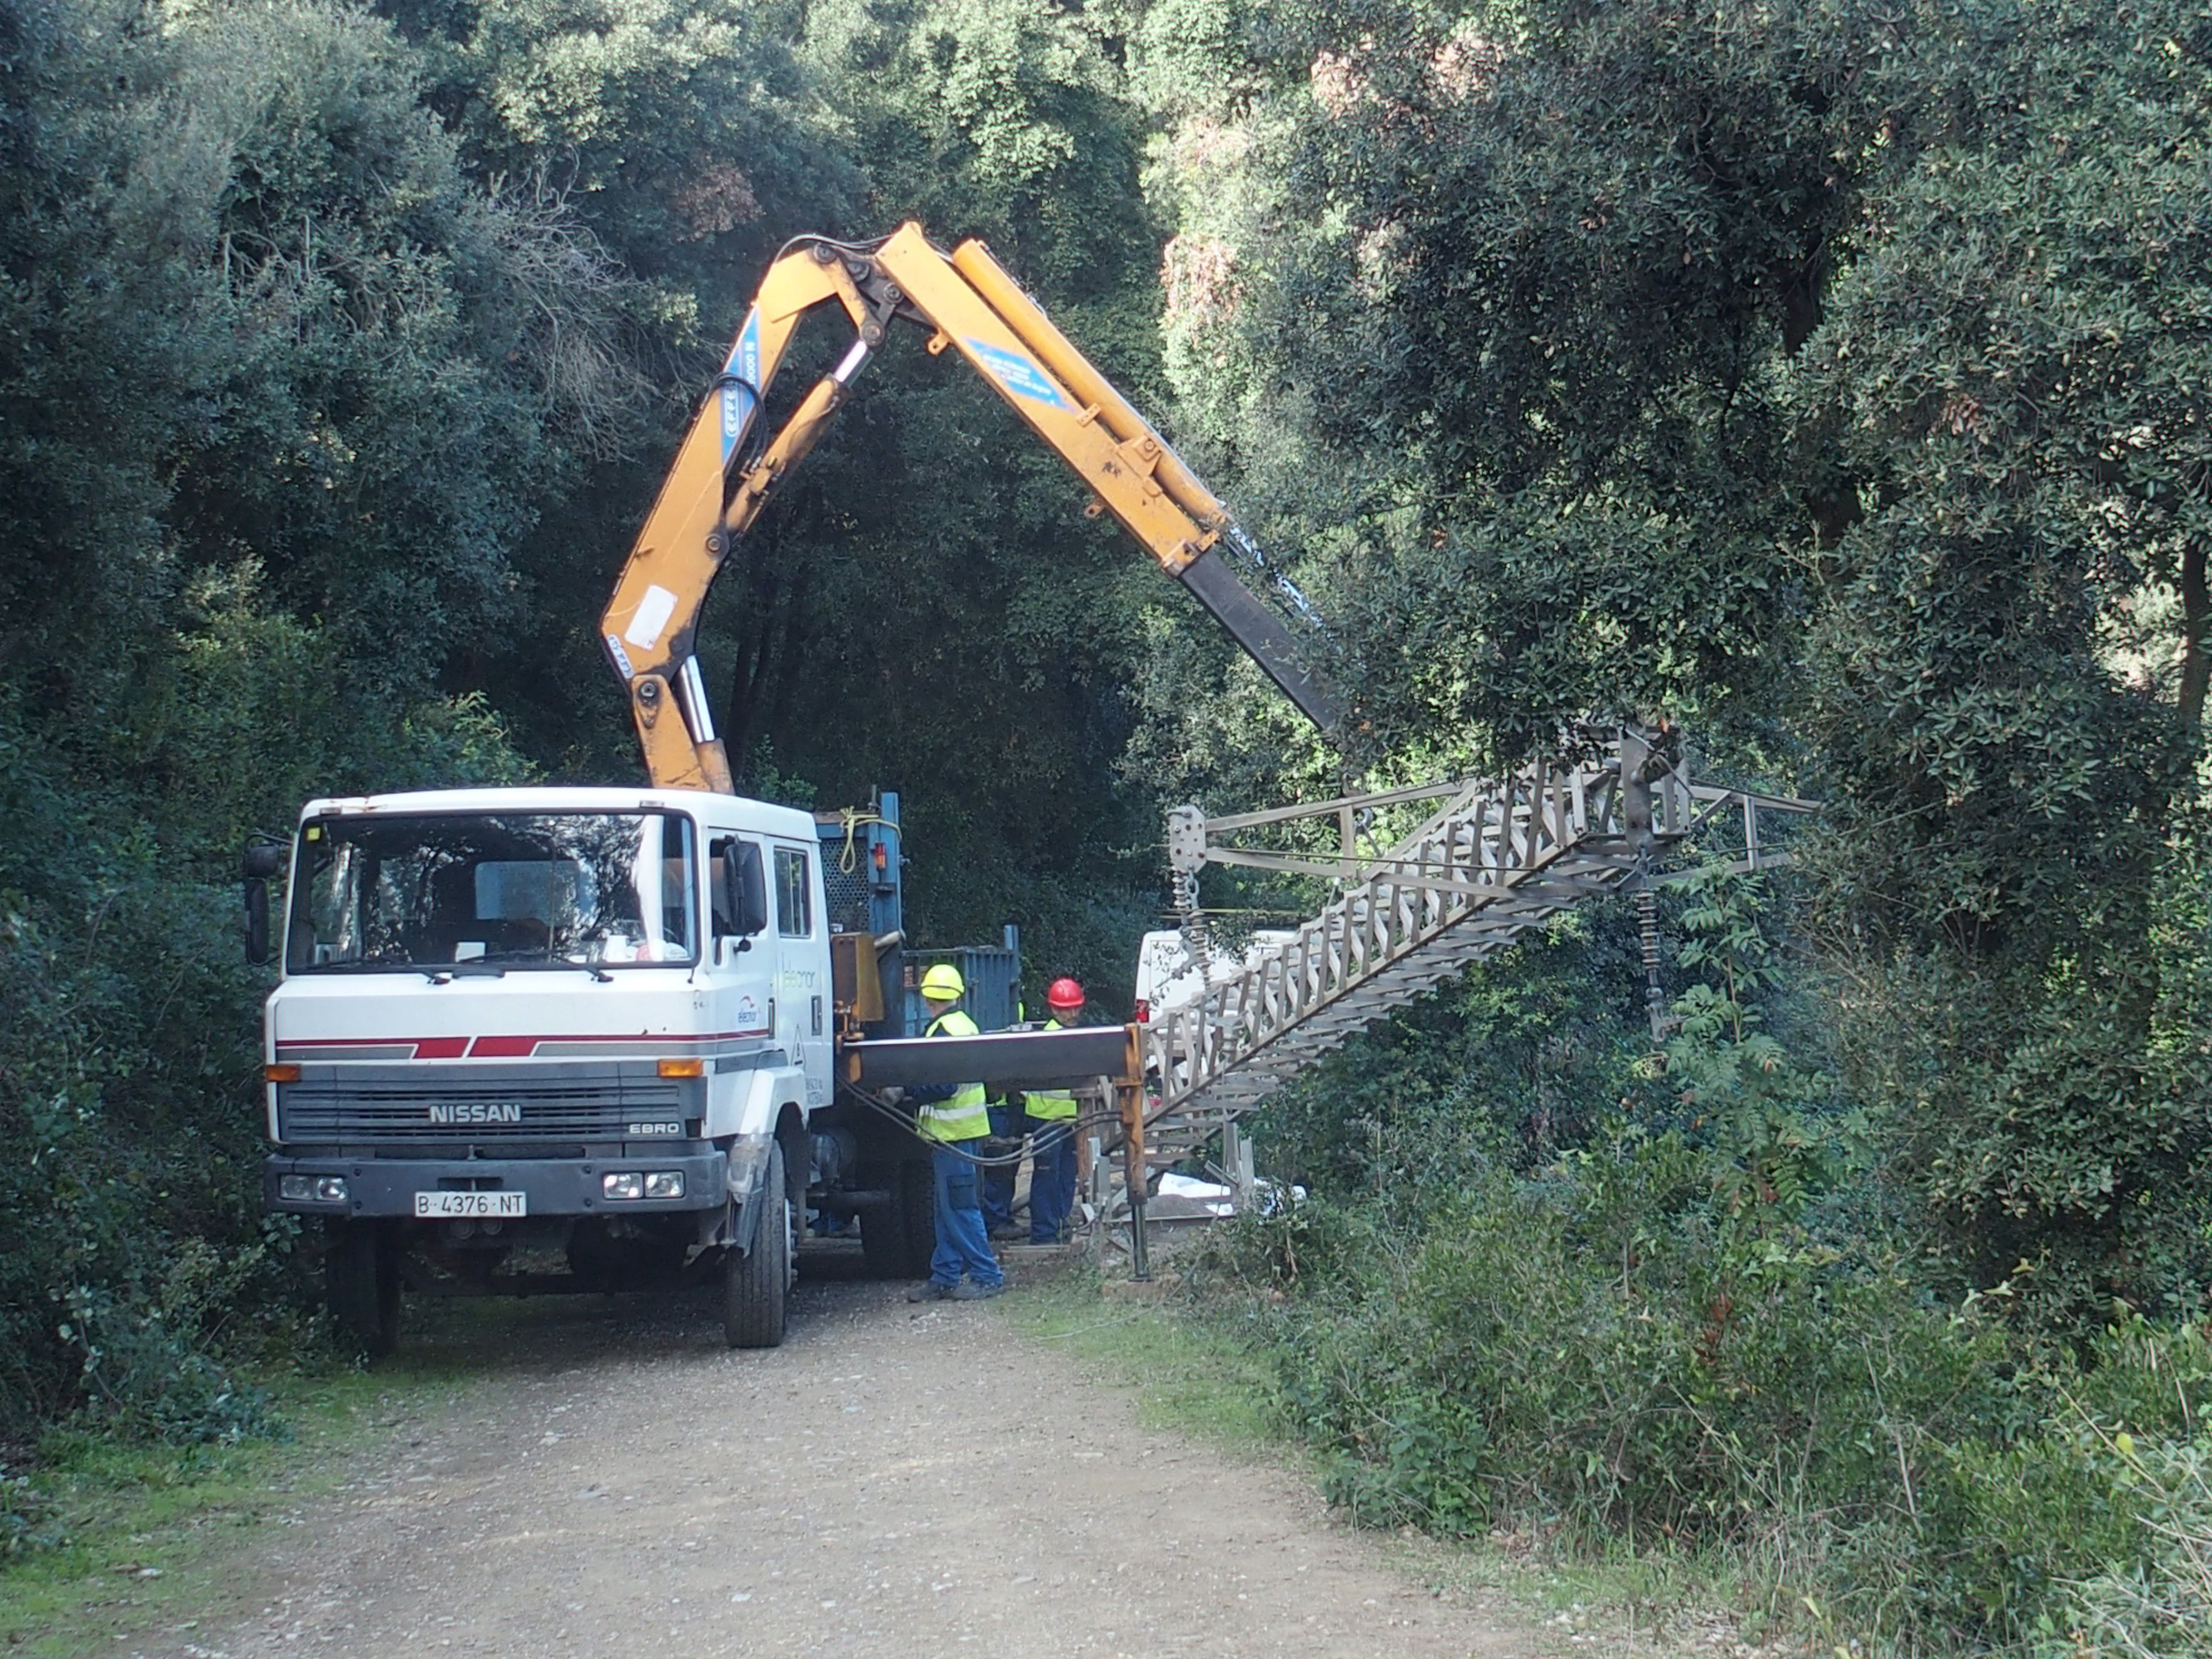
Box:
[2050,1426,2212,1658]
[0,1466,64,1558]
[1204,1152,2212,1647]
[57,1286,283,1447]
[1199,869,2212,1648]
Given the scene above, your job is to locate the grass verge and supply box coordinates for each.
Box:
[1000,1255,1758,1659]
[1001,1260,1279,1450]
[0,1316,497,1656]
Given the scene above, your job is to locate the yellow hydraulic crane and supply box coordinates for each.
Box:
[600,221,1341,793]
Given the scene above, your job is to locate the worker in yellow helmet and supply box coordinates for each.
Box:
[904,963,1004,1301]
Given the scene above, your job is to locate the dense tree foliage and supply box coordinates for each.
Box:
[1134,0,2212,1644]
[1,0,594,1437]
[1140,0,2212,1319]
[0,0,1177,1443]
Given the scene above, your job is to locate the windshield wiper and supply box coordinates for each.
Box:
[413,959,614,983]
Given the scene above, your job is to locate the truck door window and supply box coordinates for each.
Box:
[775,848,812,938]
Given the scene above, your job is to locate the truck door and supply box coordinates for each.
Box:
[771,842,833,1105]
[706,835,776,1050]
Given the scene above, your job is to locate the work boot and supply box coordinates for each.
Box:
[987,1223,1024,1243]
[949,1280,1004,1301]
[906,1281,954,1302]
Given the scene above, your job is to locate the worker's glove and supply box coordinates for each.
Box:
[878,1085,905,1105]
[979,1135,1024,1160]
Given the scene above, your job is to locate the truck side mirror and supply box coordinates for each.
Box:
[243,841,284,966]
[244,880,270,966]
[731,842,769,938]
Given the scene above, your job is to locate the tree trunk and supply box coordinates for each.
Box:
[2180,537,2209,727]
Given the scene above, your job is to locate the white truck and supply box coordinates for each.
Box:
[256,787,850,1352]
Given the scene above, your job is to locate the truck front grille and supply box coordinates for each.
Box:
[278,1077,688,1144]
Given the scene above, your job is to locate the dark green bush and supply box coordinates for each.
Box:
[2054,1425,2212,1658]
[57,1284,284,1447]
[1205,1156,2212,1646]
[0,860,302,1443]
[1196,869,2212,1648]
[0,1465,64,1558]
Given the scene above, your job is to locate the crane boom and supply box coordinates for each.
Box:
[601,221,1342,793]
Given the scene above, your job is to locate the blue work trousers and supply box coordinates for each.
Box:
[1025,1112,1079,1244]
[981,1103,1021,1230]
[929,1139,1002,1289]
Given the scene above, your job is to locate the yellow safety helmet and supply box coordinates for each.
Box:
[919,963,966,1001]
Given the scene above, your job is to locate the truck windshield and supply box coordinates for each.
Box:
[286,812,698,973]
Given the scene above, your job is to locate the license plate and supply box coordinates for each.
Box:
[414,1191,526,1219]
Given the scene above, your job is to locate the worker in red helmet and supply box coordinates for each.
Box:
[1017,976,1089,1244]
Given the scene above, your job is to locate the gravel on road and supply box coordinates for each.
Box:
[122,1250,1550,1659]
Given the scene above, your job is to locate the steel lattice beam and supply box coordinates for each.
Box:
[1137,735,1814,1151]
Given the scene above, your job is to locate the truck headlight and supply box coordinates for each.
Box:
[315,1175,348,1202]
[601,1172,644,1200]
[280,1175,347,1203]
[644,1171,685,1200]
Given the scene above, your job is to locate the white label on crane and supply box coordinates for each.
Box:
[964,338,1070,410]
[720,379,758,456]
[624,584,680,652]
[720,310,763,462]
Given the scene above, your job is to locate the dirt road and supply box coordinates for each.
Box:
[126,1250,1554,1659]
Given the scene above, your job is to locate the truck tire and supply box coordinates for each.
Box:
[861,1156,935,1280]
[724,1141,792,1349]
[326,1220,399,1357]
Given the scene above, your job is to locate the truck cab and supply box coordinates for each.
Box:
[260,785,830,1351]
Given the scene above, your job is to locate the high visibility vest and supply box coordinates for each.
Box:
[918,1009,991,1142]
[1025,1019,1080,1121]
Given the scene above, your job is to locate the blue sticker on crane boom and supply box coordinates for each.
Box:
[963,338,1071,411]
[720,310,764,462]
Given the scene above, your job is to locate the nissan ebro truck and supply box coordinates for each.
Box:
[260,787,836,1354]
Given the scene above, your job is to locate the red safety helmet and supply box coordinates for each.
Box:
[1045,976,1086,1011]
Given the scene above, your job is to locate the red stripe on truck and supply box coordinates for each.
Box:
[275,1029,773,1058]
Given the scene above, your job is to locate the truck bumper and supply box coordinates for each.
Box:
[264,1151,729,1219]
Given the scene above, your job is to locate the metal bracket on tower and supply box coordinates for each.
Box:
[1165,803,1213,971]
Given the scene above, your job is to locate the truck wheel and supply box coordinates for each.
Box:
[861,1156,935,1280]
[724,1141,792,1349]
[326,1220,399,1357]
